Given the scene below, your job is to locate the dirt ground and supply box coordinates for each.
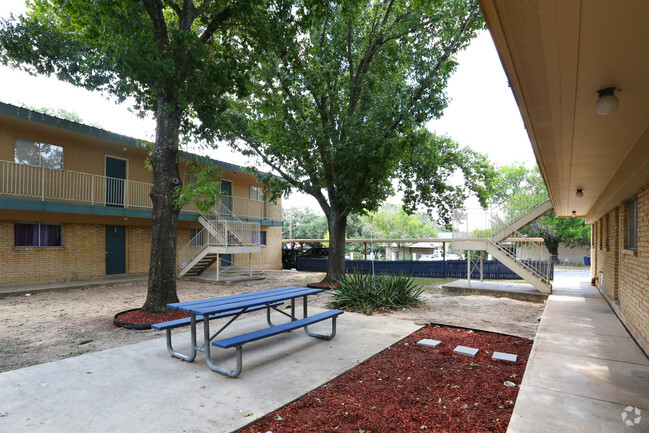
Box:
[0,270,544,373]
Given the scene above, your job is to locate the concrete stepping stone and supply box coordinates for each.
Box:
[453,345,479,357]
[492,352,518,363]
[416,339,442,348]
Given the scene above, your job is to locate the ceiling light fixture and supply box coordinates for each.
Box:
[596,87,619,115]
[576,188,584,198]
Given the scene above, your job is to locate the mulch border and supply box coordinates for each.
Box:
[112,308,152,330]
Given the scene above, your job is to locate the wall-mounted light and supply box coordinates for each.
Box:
[122,146,128,152]
[571,210,577,217]
[575,188,584,198]
[596,87,619,115]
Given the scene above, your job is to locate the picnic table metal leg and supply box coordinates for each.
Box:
[203,316,243,377]
[165,314,198,362]
[304,316,338,340]
[266,305,275,327]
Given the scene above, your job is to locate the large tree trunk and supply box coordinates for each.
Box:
[141,100,182,313]
[324,209,348,282]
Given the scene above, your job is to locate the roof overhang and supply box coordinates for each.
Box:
[479,0,649,222]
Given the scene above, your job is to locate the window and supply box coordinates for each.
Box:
[250,185,265,202]
[14,138,64,170]
[15,223,63,247]
[626,197,637,250]
[252,230,267,246]
[190,228,204,247]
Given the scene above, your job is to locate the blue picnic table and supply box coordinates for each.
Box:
[153,286,343,378]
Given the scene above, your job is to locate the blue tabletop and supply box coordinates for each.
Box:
[167,286,323,315]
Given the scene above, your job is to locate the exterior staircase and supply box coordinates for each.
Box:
[177,204,261,278]
[453,194,554,294]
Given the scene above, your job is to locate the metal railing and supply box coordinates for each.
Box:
[452,192,549,239]
[177,219,261,273]
[0,159,282,221]
[487,234,553,283]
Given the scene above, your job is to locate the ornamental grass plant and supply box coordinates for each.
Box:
[328,272,424,314]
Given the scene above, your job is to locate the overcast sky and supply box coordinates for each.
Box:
[0,1,536,210]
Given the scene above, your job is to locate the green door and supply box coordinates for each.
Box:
[106,157,126,207]
[220,180,232,215]
[106,225,126,275]
[221,254,233,267]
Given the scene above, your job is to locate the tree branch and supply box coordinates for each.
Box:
[162,0,182,15]
[382,8,481,138]
[199,6,233,43]
[141,0,170,51]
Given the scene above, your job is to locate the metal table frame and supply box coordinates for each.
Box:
[165,286,325,375]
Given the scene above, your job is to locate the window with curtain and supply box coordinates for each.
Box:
[250,185,265,202]
[14,223,63,247]
[252,230,267,246]
[14,138,64,170]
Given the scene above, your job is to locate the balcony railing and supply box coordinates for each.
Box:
[0,159,282,221]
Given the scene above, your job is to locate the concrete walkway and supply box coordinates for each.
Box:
[441,279,549,303]
[508,271,649,432]
[0,274,147,297]
[0,308,420,433]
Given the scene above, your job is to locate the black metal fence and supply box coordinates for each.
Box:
[297,258,554,280]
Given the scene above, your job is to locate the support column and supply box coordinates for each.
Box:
[249,253,252,277]
[467,251,471,288]
[216,254,220,281]
[480,250,484,282]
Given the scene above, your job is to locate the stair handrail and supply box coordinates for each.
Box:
[452,192,550,240]
[177,228,212,273]
[487,236,551,285]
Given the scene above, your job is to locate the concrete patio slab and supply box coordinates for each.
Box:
[533,330,649,366]
[441,280,548,303]
[0,308,420,433]
[508,386,644,433]
[523,350,649,410]
[507,276,649,433]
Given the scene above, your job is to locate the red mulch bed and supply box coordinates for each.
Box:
[237,325,533,433]
[307,281,339,289]
[113,309,189,326]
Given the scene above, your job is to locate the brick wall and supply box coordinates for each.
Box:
[618,183,649,347]
[601,207,620,300]
[0,220,104,284]
[592,181,649,352]
[229,226,282,270]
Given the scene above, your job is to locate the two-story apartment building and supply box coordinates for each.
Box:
[0,102,283,286]
[479,0,649,354]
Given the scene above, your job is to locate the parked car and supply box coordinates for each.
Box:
[419,252,463,261]
[283,246,329,269]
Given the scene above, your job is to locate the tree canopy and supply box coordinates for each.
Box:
[224,0,494,280]
[360,203,438,244]
[1,0,288,312]
[491,163,590,258]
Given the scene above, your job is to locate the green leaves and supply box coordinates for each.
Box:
[328,271,424,314]
[491,163,591,255]
[230,0,487,222]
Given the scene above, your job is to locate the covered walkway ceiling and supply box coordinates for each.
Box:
[480,0,649,222]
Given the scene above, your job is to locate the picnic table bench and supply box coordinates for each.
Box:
[152,286,343,377]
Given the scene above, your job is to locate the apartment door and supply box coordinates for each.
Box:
[220,180,232,215]
[221,254,233,267]
[106,156,126,207]
[106,225,126,275]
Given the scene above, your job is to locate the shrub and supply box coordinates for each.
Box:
[327,272,424,314]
